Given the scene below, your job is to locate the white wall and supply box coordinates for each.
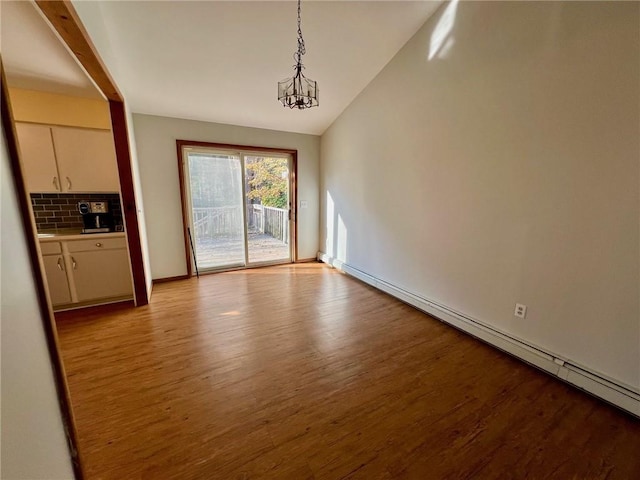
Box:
[320,1,639,389]
[133,114,320,279]
[1,120,74,479]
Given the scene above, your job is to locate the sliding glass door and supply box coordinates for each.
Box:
[182,146,293,273]
[185,151,245,270]
[244,155,290,264]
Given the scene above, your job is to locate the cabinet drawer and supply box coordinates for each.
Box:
[40,242,62,255]
[67,237,127,252]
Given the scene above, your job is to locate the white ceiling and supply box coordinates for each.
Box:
[95,1,442,135]
[0,0,102,99]
[1,1,442,135]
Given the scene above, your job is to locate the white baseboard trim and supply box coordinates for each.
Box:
[317,252,640,418]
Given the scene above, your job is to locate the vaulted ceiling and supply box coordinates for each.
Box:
[3,1,443,135]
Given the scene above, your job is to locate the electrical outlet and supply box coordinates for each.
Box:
[514,303,527,319]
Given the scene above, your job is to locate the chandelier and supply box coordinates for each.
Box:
[278,0,318,109]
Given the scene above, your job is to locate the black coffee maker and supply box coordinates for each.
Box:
[79,201,113,233]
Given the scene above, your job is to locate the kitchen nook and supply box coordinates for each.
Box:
[11,89,134,310]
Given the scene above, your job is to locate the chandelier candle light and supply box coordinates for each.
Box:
[278,0,319,109]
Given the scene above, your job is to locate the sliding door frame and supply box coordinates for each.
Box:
[177,140,298,277]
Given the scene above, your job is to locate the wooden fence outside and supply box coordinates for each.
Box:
[193,205,288,244]
[249,205,289,244]
[193,206,243,237]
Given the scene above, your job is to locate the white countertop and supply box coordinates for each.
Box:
[38,229,126,242]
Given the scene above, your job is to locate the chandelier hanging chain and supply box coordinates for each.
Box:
[295,0,306,64]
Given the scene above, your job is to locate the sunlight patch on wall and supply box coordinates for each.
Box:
[326,191,335,256]
[428,0,459,61]
[337,214,348,262]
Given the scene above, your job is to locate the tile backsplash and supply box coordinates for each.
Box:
[31,193,124,231]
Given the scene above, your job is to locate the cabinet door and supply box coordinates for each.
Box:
[70,249,133,302]
[42,255,72,305]
[15,123,60,192]
[52,127,120,192]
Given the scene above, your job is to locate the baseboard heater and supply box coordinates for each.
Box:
[317,252,640,418]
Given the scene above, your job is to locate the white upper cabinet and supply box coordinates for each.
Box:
[16,123,120,193]
[52,127,120,193]
[16,123,61,192]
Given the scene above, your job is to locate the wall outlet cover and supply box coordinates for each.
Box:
[515,303,527,319]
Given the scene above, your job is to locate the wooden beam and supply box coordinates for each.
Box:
[35,0,122,102]
[109,100,149,306]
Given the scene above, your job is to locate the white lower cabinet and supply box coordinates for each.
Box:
[42,254,72,305]
[71,249,133,302]
[40,236,133,309]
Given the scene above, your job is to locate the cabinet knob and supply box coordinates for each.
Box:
[96,242,103,247]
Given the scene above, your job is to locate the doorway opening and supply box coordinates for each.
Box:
[178,142,297,275]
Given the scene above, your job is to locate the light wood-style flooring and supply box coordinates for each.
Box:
[56,263,640,479]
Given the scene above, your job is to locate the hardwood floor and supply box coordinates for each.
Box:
[56,263,640,479]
